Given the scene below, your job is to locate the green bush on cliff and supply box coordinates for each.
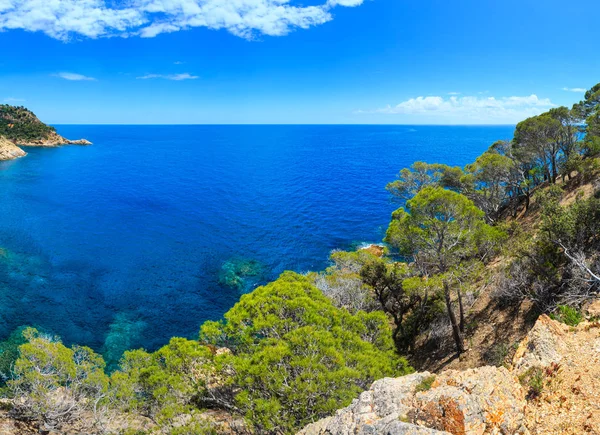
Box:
[201,272,411,434]
[111,337,218,431]
[8,328,110,430]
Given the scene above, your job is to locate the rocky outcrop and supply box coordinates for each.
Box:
[300,367,529,435]
[0,133,91,161]
[0,136,26,160]
[299,313,600,435]
[359,244,386,257]
[513,314,600,434]
[16,131,91,147]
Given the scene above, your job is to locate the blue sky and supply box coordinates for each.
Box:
[0,0,599,124]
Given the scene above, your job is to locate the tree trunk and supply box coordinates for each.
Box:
[444,281,465,354]
[457,286,465,333]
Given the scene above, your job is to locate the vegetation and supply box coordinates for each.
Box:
[6,273,409,434]
[414,375,436,393]
[550,305,583,327]
[0,105,57,142]
[385,187,505,352]
[518,366,545,400]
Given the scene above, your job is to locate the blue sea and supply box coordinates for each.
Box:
[0,125,513,364]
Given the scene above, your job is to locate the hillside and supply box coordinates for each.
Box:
[300,311,600,435]
[0,105,90,160]
[0,105,57,143]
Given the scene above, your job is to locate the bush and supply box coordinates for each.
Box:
[483,342,509,367]
[200,272,412,434]
[550,305,583,326]
[415,375,436,393]
[9,328,110,431]
[518,366,544,400]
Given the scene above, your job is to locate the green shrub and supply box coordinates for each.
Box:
[415,375,436,393]
[518,366,544,400]
[550,305,583,326]
[200,272,412,434]
[484,342,509,367]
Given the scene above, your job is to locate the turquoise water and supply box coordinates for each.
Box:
[0,125,513,361]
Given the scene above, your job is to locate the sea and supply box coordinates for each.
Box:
[0,125,514,364]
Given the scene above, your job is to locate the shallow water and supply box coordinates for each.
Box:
[0,125,513,361]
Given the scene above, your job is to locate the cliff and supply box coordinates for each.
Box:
[0,105,90,159]
[299,310,600,435]
[0,136,27,161]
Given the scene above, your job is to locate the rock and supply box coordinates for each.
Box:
[298,368,527,435]
[67,138,92,145]
[414,367,529,435]
[582,299,600,318]
[0,136,26,160]
[17,132,92,147]
[511,314,566,376]
[359,244,386,257]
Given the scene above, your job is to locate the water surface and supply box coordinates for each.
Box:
[0,125,514,360]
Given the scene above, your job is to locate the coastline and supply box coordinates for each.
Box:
[0,134,91,161]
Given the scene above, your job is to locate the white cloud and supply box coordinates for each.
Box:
[562,87,586,93]
[366,94,556,123]
[3,97,26,103]
[54,72,97,81]
[137,73,198,80]
[0,0,365,41]
[447,92,461,95]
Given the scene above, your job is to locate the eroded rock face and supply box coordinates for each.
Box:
[511,314,566,376]
[413,367,528,435]
[299,368,528,435]
[17,132,92,147]
[300,313,600,435]
[0,136,26,160]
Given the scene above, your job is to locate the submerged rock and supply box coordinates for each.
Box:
[218,258,265,291]
[102,312,147,370]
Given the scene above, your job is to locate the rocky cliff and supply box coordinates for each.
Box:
[299,310,600,435]
[0,105,90,160]
[0,136,27,161]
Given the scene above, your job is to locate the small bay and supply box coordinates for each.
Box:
[0,124,513,361]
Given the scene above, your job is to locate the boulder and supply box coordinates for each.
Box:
[298,368,528,435]
[0,136,26,160]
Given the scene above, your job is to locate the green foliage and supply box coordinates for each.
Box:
[9,328,109,427]
[386,161,464,202]
[464,151,516,221]
[200,272,411,434]
[550,305,583,326]
[483,342,509,367]
[0,326,28,387]
[308,249,380,313]
[112,337,215,427]
[385,187,493,272]
[360,258,442,351]
[414,375,436,393]
[518,367,545,400]
[385,187,503,353]
[0,105,56,142]
[540,190,600,255]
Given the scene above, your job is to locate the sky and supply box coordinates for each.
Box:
[0,0,599,124]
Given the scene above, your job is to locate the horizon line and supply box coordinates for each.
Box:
[51,123,517,127]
